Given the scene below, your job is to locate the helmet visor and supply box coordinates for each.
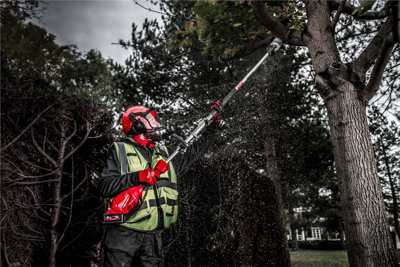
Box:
[143,110,164,130]
[139,109,165,141]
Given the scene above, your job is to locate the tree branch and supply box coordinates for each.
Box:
[31,127,57,167]
[15,169,58,180]
[330,0,390,20]
[24,159,52,172]
[64,120,77,144]
[251,1,305,46]
[64,120,92,162]
[58,222,88,253]
[331,0,345,31]
[362,33,395,102]
[15,179,59,185]
[25,187,51,217]
[62,166,88,200]
[133,0,168,16]
[57,156,74,247]
[230,38,274,59]
[1,104,53,153]
[353,16,395,79]
[87,134,106,139]
[47,139,59,154]
[1,232,11,267]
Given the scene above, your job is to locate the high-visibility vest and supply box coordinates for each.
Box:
[112,141,178,231]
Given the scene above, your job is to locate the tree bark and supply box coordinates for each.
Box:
[325,81,398,267]
[48,123,68,267]
[48,170,62,267]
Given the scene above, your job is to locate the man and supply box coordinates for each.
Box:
[99,103,221,266]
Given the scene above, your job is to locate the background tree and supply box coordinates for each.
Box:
[1,0,132,118]
[369,106,400,242]
[0,69,113,267]
[166,146,293,266]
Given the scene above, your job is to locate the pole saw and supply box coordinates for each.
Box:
[165,37,283,163]
[103,38,283,224]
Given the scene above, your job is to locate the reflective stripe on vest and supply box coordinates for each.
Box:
[113,141,178,231]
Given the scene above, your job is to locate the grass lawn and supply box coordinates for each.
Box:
[290,250,349,267]
[290,250,400,267]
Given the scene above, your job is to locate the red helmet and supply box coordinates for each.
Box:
[122,106,165,146]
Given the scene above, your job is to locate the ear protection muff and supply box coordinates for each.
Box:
[129,113,146,135]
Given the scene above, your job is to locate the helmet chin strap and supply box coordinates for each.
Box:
[133,134,155,148]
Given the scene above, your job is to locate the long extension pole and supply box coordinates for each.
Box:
[166,38,283,163]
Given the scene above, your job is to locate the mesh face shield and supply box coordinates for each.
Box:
[135,109,166,141]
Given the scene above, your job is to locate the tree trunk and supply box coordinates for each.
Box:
[338,218,346,249]
[49,127,67,267]
[289,209,298,251]
[325,81,398,266]
[257,86,291,267]
[186,206,193,267]
[48,171,62,267]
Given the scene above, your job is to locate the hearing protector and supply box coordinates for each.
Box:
[129,113,146,135]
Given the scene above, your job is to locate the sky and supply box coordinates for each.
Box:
[32,0,161,65]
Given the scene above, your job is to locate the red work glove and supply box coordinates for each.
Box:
[154,159,169,176]
[210,100,222,123]
[139,160,169,186]
[110,185,143,214]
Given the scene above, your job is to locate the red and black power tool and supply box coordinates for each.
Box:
[103,185,143,223]
[103,160,169,224]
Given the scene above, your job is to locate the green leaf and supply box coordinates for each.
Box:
[352,0,375,16]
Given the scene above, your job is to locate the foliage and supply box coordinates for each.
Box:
[0,2,118,266]
[172,0,306,59]
[1,0,132,118]
[163,146,289,266]
[120,1,230,115]
[1,6,74,82]
[352,0,376,17]
[191,1,267,58]
[0,68,113,266]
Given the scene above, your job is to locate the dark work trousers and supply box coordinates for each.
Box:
[103,225,163,267]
